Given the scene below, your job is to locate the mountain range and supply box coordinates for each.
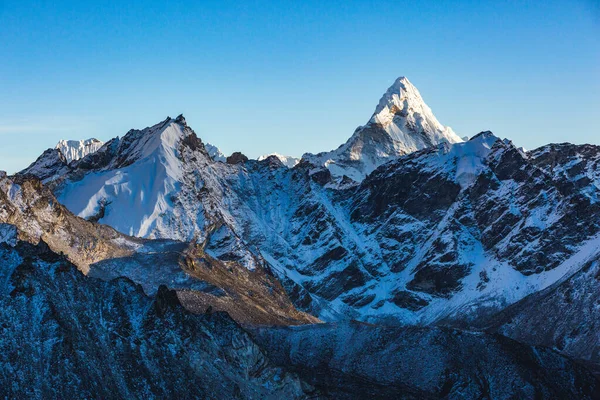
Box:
[4,76,600,398]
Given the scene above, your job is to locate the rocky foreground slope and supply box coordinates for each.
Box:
[0,237,597,399]
[0,172,315,326]
[252,322,600,399]
[0,240,316,399]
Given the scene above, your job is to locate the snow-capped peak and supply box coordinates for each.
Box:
[371,76,414,121]
[56,138,104,163]
[52,115,225,241]
[368,76,462,148]
[302,76,464,183]
[103,115,206,170]
[257,153,300,168]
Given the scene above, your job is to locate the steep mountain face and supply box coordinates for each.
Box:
[20,148,71,183]
[345,133,600,324]
[19,113,600,329]
[302,77,463,183]
[529,143,600,202]
[0,239,317,399]
[20,139,105,183]
[252,322,600,399]
[483,256,600,372]
[0,172,315,325]
[55,138,104,163]
[468,143,600,367]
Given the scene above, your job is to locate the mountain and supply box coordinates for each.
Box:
[0,239,316,398]
[472,143,600,370]
[205,142,226,162]
[1,238,595,398]
[302,76,463,183]
[55,138,104,163]
[0,171,315,326]
[258,153,300,168]
[20,148,71,183]
[21,114,600,330]
[20,138,104,182]
[10,85,600,396]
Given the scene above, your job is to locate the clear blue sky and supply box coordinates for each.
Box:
[0,0,598,173]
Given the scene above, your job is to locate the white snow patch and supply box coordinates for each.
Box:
[56,138,104,163]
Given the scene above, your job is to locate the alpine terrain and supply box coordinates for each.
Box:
[5,76,600,398]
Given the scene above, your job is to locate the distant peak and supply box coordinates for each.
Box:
[56,138,100,145]
[469,131,496,141]
[257,153,300,168]
[371,76,425,122]
[205,143,226,162]
[175,114,187,126]
[55,138,105,163]
[393,76,411,86]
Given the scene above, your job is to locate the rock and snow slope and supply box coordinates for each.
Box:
[252,321,599,399]
[302,76,463,183]
[56,116,195,239]
[20,111,600,334]
[2,238,595,398]
[0,240,316,398]
[13,76,600,388]
[20,138,104,182]
[0,171,315,325]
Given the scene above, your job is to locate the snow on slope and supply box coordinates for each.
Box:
[199,132,600,324]
[20,76,600,328]
[257,153,300,168]
[370,76,462,148]
[56,138,104,163]
[205,142,226,162]
[303,76,463,183]
[32,114,600,326]
[52,116,267,272]
[19,148,70,182]
[56,119,190,239]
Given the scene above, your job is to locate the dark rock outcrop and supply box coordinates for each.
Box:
[0,240,316,399]
[226,152,249,165]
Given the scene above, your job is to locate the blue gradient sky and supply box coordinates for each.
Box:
[0,0,598,173]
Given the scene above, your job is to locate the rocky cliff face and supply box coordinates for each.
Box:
[252,322,600,399]
[0,240,316,399]
[0,172,315,326]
